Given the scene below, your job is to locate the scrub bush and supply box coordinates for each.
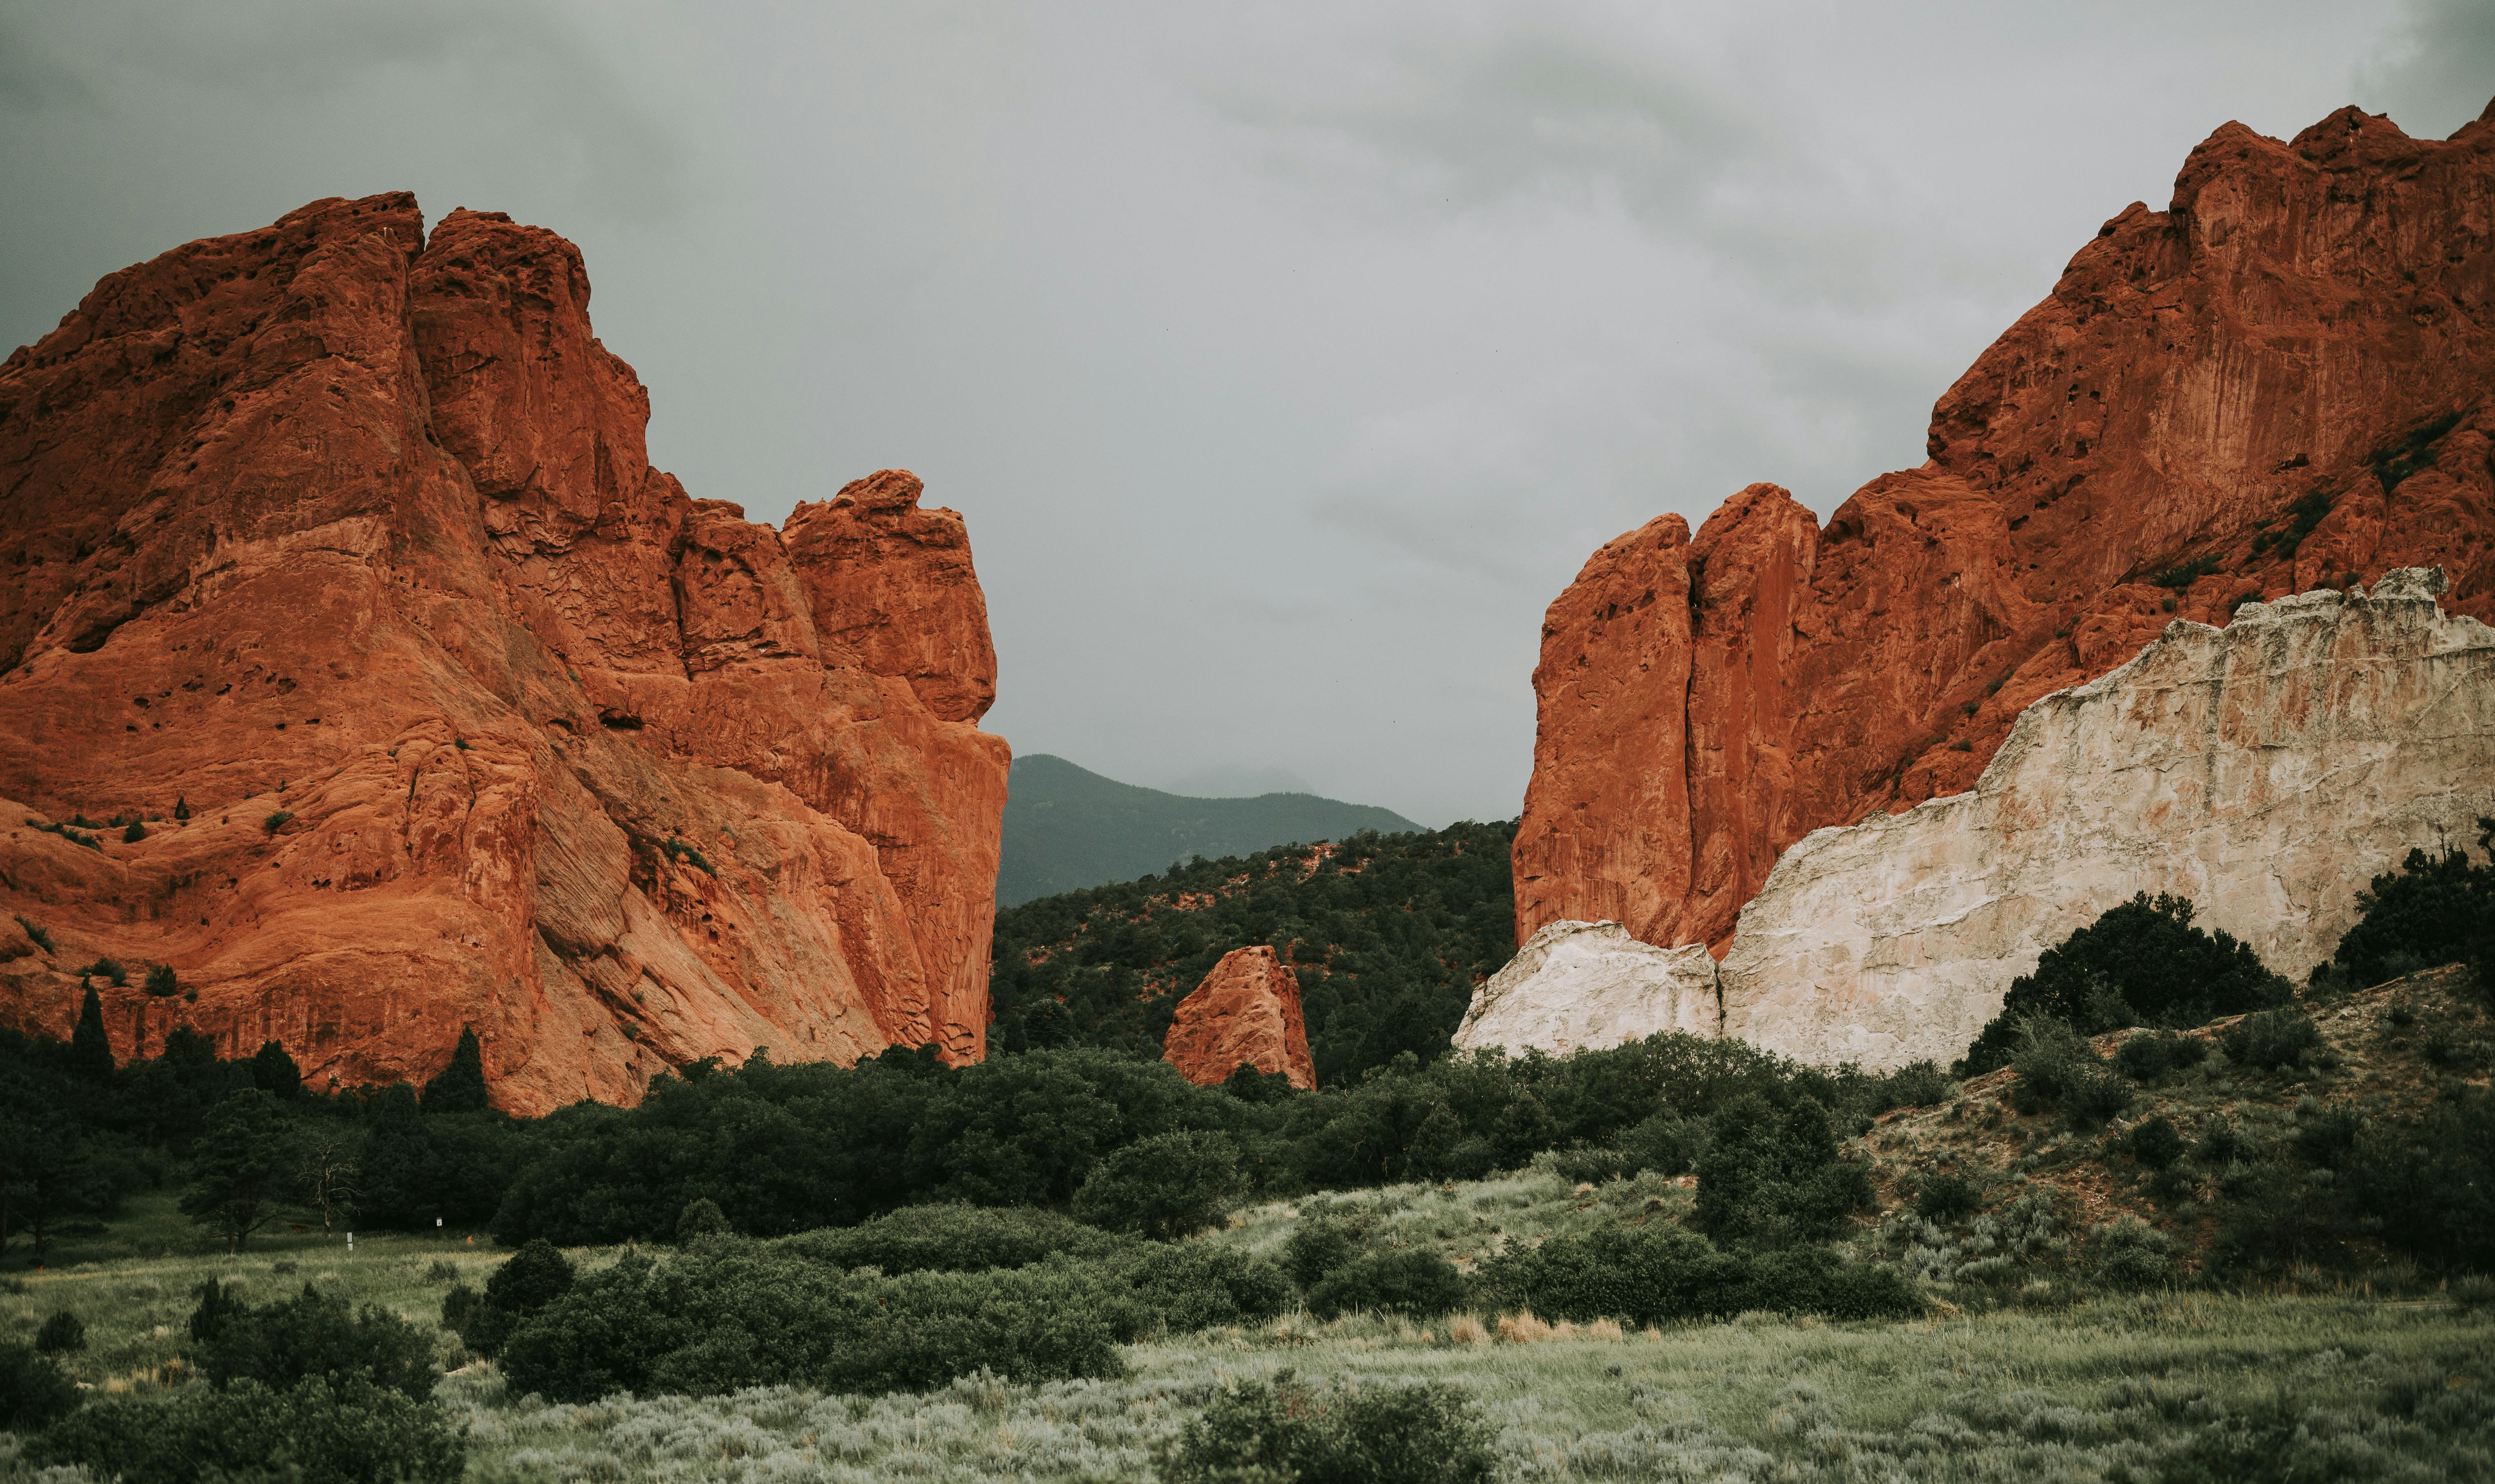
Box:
[30,1372,465,1484]
[1158,1372,1500,1484]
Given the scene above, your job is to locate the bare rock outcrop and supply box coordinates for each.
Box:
[1453,919,1717,1057]
[0,196,1010,1112]
[1161,945,1316,1090]
[1518,99,2495,956]
[1717,568,2495,1069]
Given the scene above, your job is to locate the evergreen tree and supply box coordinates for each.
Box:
[68,987,113,1084]
[180,1090,290,1253]
[251,1040,302,1099]
[420,1027,489,1114]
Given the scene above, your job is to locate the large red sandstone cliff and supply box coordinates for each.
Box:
[0,196,1010,1113]
[1519,100,2495,953]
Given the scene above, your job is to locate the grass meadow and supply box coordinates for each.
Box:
[4,1172,2490,1482]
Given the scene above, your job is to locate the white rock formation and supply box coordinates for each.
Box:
[1717,569,2495,1069]
[1454,919,1719,1055]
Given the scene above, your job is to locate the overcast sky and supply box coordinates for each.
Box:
[4,2,2489,824]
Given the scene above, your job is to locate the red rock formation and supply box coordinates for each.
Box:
[1519,99,2495,953]
[0,196,1010,1113]
[1161,945,1316,1090]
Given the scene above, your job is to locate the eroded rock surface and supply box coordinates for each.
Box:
[1453,919,1718,1057]
[0,197,1009,1112]
[1161,945,1315,1090]
[1718,569,2495,1069]
[1518,99,2495,955]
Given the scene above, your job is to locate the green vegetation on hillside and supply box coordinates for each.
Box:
[8,825,2495,1478]
[996,754,1421,906]
[992,820,1515,1081]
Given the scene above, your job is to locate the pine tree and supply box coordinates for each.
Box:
[68,985,113,1083]
[420,1026,489,1114]
[180,1090,290,1253]
[251,1040,302,1099]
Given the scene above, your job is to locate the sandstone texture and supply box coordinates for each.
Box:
[1719,569,2495,1069]
[1160,945,1315,1090]
[1464,571,2495,1068]
[1518,100,2495,955]
[1453,919,1717,1057]
[0,197,1010,1113]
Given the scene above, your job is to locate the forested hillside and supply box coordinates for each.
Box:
[989,820,1515,1082]
[997,754,1422,905]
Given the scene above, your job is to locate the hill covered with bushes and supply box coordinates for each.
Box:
[996,754,1421,905]
[990,819,1515,1081]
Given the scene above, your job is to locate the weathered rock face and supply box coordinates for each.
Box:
[1453,919,1717,1057]
[1719,569,2495,1069]
[1464,571,2495,1067]
[1161,945,1315,1090]
[1519,100,2495,955]
[0,196,1010,1113]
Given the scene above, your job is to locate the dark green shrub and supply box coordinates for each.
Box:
[2291,1105,2364,1169]
[82,956,127,987]
[30,1372,465,1484]
[1476,1221,1917,1326]
[498,1247,1128,1401]
[677,1197,732,1243]
[33,1310,83,1353]
[2191,1114,2245,1166]
[1873,1060,1953,1110]
[1915,1172,1982,1223]
[143,963,177,997]
[2344,1090,2495,1271]
[1304,1249,1464,1319]
[1479,1223,1737,1325]
[2009,1018,2131,1129]
[2326,833,2495,992]
[1115,1243,1292,1333]
[779,1203,1130,1274]
[1158,1373,1500,1484]
[1961,895,2289,1074]
[446,1237,573,1358]
[1072,1129,1239,1239]
[14,916,53,952]
[2090,1215,2177,1289]
[1691,1095,1874,1249]
[1738,1244,1923,1319]
[483,1238,575,1306]
[263,810,292,834]
[2113,1030,2207,1083]
[2125,1115,2186,1171]
[122,820,147,843]
[186,1281,437,1399]
[2222,1008,2326,1073]
[1616,1109,1707,1176]
[0,1341,78,1431]
[1283,1216,1363,1289]
[173,796,190,822]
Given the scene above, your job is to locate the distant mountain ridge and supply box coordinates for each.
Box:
[997,755,1421,906]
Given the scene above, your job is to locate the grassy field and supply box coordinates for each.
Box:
[6,970,2490,1480]
[6,1180,2490,1482]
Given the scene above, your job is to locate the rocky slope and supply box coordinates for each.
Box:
[1468,571,2495,1069]
[1719,569,2495,1069]
[0,196,1010,1113]
[1517,99,2495,955]
[1453,920,1715,1057]
[1159,944,1316,1090]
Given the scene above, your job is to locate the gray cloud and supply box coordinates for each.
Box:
[2356,0,2495,138]
[0,1,2449,827]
